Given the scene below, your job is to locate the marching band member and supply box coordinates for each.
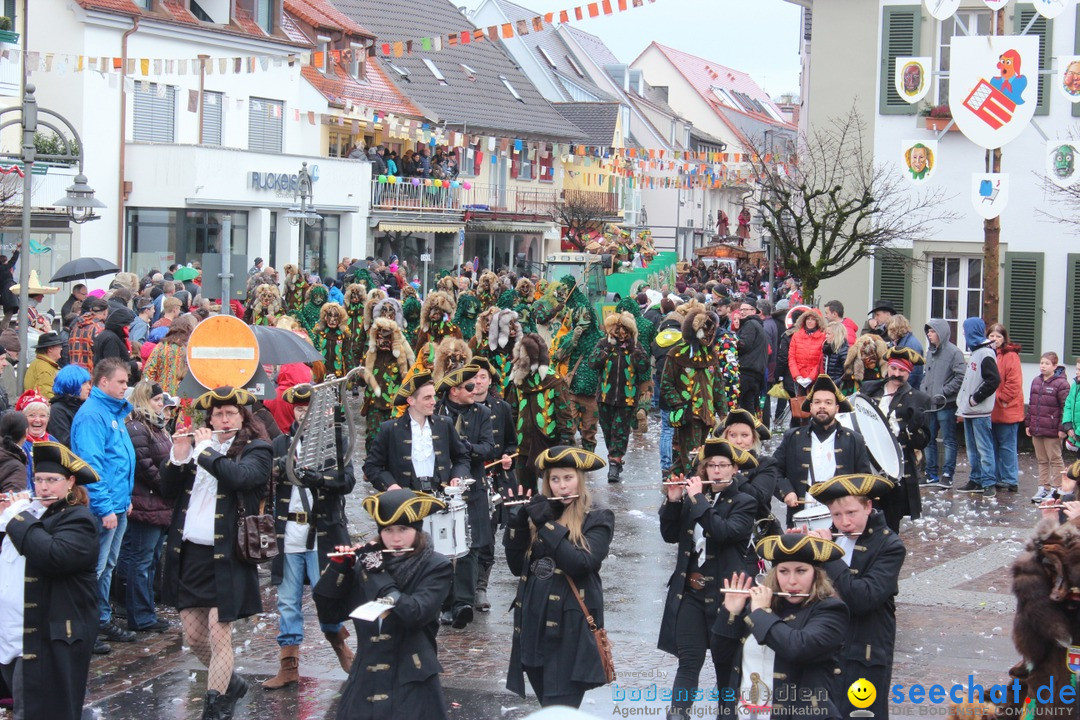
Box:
[712,534,849,719]
[658,438,758,720]
[716,408,779,539]
[858,347,931,531]
[773,375,872,528]
[314,489,453,720]
[264,384,356,689]
[504,446,614,708]
[361,370,470,494]
[433,365,495,629]
[808,474,906,720]
[0,442,99,720]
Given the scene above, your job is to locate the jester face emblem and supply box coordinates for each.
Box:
[1054,144,1076,179]
[902,63,922,95]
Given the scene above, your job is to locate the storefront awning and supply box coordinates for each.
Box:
[378,222,465,233]
[466,220,553,233]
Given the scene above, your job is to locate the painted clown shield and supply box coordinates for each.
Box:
[1068,646,1080,675]
[949,35,1040,149]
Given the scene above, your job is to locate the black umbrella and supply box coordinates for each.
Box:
[50,257,120,283]
[249,324,323,364]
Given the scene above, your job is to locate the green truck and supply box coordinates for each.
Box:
[544,250,677,320]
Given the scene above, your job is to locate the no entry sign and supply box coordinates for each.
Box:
[186,315,261,390]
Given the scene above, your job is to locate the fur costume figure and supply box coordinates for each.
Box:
[342,283,368,367]
[476,271,500,310]
[373,297,405,329]
[498,278,537,334]
[250,283,284,326]
[530,279,563,329]
[475,309,520,398]
[431,336,472,385]
[436,275,458,298]
[313,302,350,378]
[615,296,657,427]
[401,284,421,346]
[997,517,1080,719]
[660,308,726,477]
[453,288,482,341]
[470,307,499,357]
[283,264,307,313]
[414,290,461,361]
[243,270,277,321]
[550,275,602,451]
[509,333,573,490]
[588,311,651,481]
[363,289,389,334]
[294,283,329,340]
[360,317,415,451]
[843,333,889,396]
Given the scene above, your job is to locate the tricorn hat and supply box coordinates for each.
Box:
[467,357,500,386]
[756,533,845,565]
[361,489,446,530]
[193,386,255,410]
[32,441,99,485]
[697,437,758,469]
[282,383,313,406]
[885,346,924,372]
[716,408,771,442]
[800,374,853,414]
[393,369,433,406]
[808,474,895,504]
[434,364,479,395]
[535,445,606,472]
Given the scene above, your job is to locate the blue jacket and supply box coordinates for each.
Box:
[71,387,135,517]
[894,331,925,390]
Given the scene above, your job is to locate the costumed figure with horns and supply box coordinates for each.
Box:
[474,308,520,399]
[508,333,573,490]
[282,264,307,314]
[657,438,758,720]
[360,318,415,452]
[250,283,284,327]
[503,447,615,709]
[588,310,650,482]
[550,275,602,452]
[0,442,100,720]
[313,489,454,720]
[660,307,726,478]
[313,302,350,379]
[413,291,461,371]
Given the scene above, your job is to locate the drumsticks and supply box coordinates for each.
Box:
[720,588,810,598]
[484,452,519,470]
[504,494,579,507]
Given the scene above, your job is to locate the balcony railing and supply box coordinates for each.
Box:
[560,189,622,216]
[371,181,557,220]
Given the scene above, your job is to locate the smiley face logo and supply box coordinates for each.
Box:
[848,678,876,709]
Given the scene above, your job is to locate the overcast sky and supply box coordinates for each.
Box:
[452,0,804,98]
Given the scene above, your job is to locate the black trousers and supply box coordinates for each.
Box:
[448,548,478,612]
[739,371,764,414]
[0,658,23,720]
[524,664,585,708]
[672,593,722,716]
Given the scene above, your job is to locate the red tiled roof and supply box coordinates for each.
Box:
[285,0,373,38]
[301,60,423,119]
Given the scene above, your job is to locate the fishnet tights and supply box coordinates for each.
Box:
[180,607,234,693]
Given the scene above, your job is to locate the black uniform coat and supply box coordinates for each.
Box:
[740,453,780,525]
[313,544,453,720]
[657,482,757,655]
[269,428,356,585]
[504,505,615,698]
[712,596,849,719]
[434,398,495,549]
[160,438,273,622]
[480,393,517,492]
[773,423,873,527]
[5,499,98,720]
[820,509,905,719]
[858,380,931,529]
[362,414,471,493]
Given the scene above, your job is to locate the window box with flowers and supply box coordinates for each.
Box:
[920,103,958,132]
[0,17,17,45]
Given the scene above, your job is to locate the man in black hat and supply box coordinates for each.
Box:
[363,370,470,494]
[808,474,906,720]
[433,364,494,628]
[859,347,931,531]
[866,298,896,341]
[773,374,873,528]
[23,332,63,399]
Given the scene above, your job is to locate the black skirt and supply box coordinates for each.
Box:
[177,541,216,609]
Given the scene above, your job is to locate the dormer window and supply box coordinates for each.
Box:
[235,0,274,33]
[537,47,557,69]
[460,63,477,81]
[317,36,331,74]
[350,42,367,81]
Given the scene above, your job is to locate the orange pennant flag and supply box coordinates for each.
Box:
[502,23,514,38]
[602,0,613,14]
[559,9,569,22]
[588,3,600,17]
[532,16,544,31]
[574,7,584,20]
[393,42,404,57]
[544,12,554,23]
[618,0,627,9]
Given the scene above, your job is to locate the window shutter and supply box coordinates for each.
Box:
[1074,5,1080,118]
[1013,5,1053,116]
[1004,251,1043,363]
[872,248,913,317]
[879,5,921,115]
[132,84,176,143]
[202,91,222,146]
[510,150,519,179]
[248,97,283,153]
[1066,255,1080,361]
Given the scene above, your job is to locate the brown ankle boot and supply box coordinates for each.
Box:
[325,626,354,674]
[262,645,299,689]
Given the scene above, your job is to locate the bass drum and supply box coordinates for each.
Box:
[836,394,904,480]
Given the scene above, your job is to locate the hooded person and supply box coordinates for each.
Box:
[588,310,650,482]
[400,284,421,346]
[475,271,500,311]
[294,283,329,340]
[954,317,1001,496]
[550,275,602,452]
[430,335,472,387]
[359,317,415,452]
[921,319,966,489]
[312,302,349,379]
[92,306,137,368]
[282,264,307,314]
[508,333,573,490]
[313,489,454,720]
[498,277,537,334]
[452,281,482,343]
[842,332,889,396]
[250,283,284,327]
[660,307,726,477]
[341,283,368,368]
[414,290,461,365]
[362,288,389,338]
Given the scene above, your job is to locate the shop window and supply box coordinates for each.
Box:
[133,83,176,143]
[249,97,283,153]
[125,208,248,277]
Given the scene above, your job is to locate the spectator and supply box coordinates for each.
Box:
[787,308,826,399]
[0,329,17,413]
[0,250,18,330]
[417,147,433,177]
[733,299,767,413]
[248,257,264,277]
[866,299,895,341]
[822,321,849,386]
[885,314,925,390]
[987,323,1022,493]
[152,280,176,322]
[1064,356,1080,459]
[823,299,857,346]
[0,410,27,493]
[921,319,966,490]
[955,318,1001,497]
[367,146,387,174]
[16,389,54,491]
[71,357,137,654]
[143,314,197,396]
[386,151,399,176]
[130,297,154,345]
[93,307,135,366]
[48,364,91,447]
[1027,351,1070,503]
[23,332,63,400]
[61,282,88,321]
[154,296,182,330]
[69,297,109,371]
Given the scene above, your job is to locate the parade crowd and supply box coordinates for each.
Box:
[0,252,1076,720]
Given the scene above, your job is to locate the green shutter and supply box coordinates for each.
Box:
[1004,251,1044,363]
[879,6,922,115]
[1066,255,1080,361]
[873,248,913,317]
[1074,5,1080,118]
[1014,4,1053,116]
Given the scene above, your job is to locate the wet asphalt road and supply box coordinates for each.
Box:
[72,408,1050,720]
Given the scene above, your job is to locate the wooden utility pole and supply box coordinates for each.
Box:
[982,8,1005,325]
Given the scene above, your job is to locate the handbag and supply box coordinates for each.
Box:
[565,576,615,684]
[790,395,811,420]
[235,482,278,565]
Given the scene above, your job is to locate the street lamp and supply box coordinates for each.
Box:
[0,83,105,386]
[285,161,322,227]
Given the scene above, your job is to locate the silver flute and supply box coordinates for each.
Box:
[503,494,579,507]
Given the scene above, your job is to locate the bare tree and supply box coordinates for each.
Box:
[551,191,610,251]
[749,107,957,304]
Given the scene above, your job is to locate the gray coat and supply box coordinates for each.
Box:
[922,319,965,407]
[956,341,999,419]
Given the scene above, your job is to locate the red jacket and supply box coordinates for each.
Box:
[264,362,314,433]
[991,344,1024,424]
[841,317,858,346]
[788,312,826,384]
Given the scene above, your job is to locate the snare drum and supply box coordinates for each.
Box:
[423,500,469,559]
[792,503,832,531]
